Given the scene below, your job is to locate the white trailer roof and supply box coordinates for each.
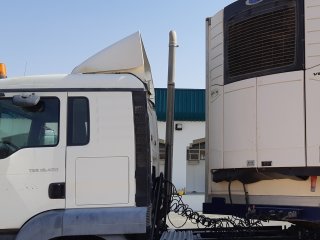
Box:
[71,32,155,101]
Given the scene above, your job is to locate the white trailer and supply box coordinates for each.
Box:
[0,32,159,240]
[204,0,320,223]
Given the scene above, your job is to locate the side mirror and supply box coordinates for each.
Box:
[12,94,40,107]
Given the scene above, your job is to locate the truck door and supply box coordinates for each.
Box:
[66,92,136,208]
[0,92,67,229]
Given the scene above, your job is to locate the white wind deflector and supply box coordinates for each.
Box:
[71,32,154,101]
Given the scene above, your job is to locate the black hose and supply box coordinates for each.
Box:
[165,179,264,230]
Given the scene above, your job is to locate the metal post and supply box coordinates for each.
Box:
[162,30,178,234]
[165,30,178,183]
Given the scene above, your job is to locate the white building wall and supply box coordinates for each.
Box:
[158,121,205,191]
[187,160,205,193]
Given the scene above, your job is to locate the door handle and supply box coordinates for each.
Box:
[48,182,65,199]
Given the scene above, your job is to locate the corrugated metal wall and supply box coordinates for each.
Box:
[155,88,205,121]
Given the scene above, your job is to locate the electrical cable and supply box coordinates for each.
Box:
[165,179,266,230]
[243,183,249,206]
[228,181,233,205]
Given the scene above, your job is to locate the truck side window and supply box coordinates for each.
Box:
[0,97,59,159]
[67,97,90,146]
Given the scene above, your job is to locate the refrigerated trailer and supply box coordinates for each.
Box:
[0,32,159,240]
[204,0,320,223]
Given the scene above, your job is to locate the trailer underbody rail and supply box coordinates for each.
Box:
[161,226,320,240]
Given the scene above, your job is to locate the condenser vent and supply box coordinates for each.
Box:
[224,0,304,84]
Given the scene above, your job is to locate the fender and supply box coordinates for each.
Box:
[14,207,148,240]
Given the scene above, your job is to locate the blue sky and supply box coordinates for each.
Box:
[1,0,235,89]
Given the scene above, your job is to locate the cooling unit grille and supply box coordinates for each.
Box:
[227,6,297,81]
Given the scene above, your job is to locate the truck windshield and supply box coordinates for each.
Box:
[0,97,59,159]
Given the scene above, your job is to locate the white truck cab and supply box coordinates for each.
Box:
[0,32,159,240]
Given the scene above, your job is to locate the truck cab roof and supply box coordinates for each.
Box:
[0,32,154,100]
[0,73,146,92]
